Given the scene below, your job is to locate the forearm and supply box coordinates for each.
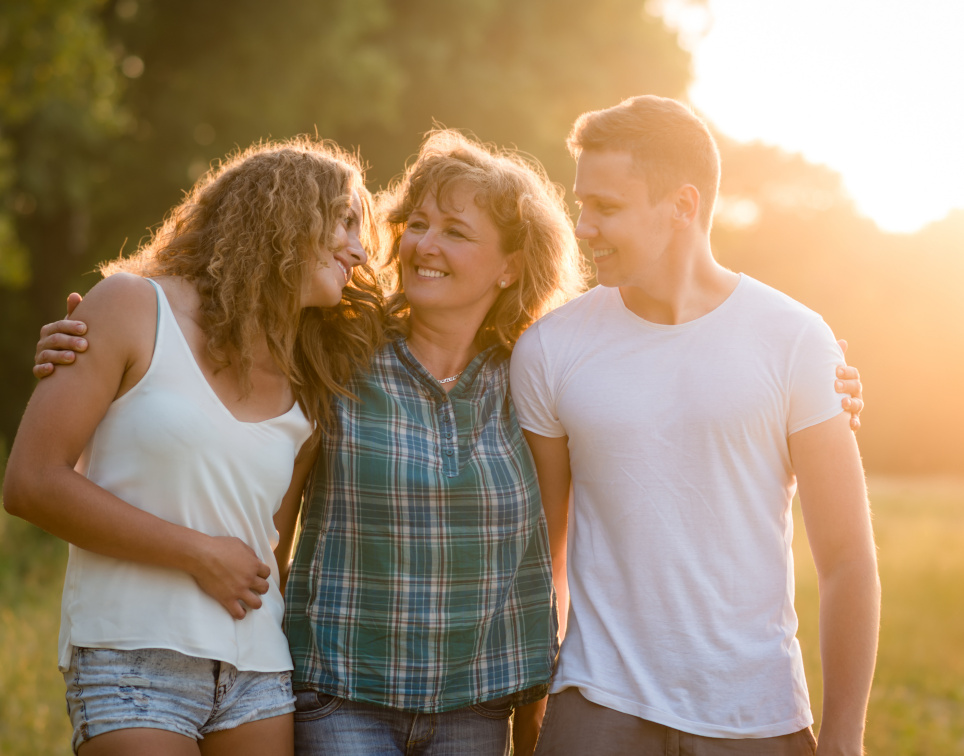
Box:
[513,697,548,756]
[5,464,210,573]
[551,542,569,640]
[816,557,881,755]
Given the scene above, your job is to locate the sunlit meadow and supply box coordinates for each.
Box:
[2,476,963,754]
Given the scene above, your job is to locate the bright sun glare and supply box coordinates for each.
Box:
[654,0,964,233]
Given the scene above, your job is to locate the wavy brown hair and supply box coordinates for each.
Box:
[101,136,384,435]
[379,129,589,350]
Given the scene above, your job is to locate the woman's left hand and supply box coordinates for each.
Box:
[836,339,864,431]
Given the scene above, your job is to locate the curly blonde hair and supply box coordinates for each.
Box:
[379,129,589,349]
[101,136,384,435]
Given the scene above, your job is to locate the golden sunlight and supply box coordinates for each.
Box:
[654,0,964,233]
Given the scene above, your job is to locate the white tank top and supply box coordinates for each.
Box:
[58,278,312,671]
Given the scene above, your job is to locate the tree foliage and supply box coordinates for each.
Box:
[0,0,691,455]
[0,0,126,455]
[1,0,960,475]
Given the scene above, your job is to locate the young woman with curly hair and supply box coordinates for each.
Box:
[4,137,382,756]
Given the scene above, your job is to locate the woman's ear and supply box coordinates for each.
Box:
[499,249,523,288]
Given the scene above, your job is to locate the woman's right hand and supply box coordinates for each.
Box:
[191,535,273,620]
[34,292,87,378]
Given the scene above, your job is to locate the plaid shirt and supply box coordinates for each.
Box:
[284,339,558,713]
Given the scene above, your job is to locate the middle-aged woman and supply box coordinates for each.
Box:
[30,129,864,756]
[281,130,590,755]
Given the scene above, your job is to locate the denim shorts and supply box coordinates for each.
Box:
[64,646,295,754]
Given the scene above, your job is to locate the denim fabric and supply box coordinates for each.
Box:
[293,690,513,755]
[64,647,294,754]
[534,688,817,756]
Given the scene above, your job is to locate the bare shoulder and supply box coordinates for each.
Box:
[74,272,157,325]
[70,273,159,388]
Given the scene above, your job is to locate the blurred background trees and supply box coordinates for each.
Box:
[1,0,960,476]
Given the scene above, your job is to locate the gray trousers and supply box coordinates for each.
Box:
[534,688,817,756]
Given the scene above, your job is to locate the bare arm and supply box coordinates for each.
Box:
[39,312,865,428]
[522,430,571,640]
[790,412,880,756]
[5,276,270,620]
[273,443,318,593]
[512,430,572,756]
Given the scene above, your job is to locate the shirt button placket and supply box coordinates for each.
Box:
[440,401,457,476]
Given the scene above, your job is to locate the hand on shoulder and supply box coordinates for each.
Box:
[52,273,159,399]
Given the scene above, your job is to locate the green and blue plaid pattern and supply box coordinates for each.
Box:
[284,339,558,713]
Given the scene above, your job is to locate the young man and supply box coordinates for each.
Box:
[511,96,880,755]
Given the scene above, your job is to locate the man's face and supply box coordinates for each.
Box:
[573,149,676,291]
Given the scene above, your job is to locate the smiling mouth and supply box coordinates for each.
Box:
[416,266,448,279]
[593,249,616,259]
[335,260,351,284]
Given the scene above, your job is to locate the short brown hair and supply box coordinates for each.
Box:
[568,96,720,229]
[379,129,589,349]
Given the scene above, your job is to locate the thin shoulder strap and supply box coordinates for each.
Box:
[145,278,162,349]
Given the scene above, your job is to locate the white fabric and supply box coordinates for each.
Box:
[58,279,312,672]
[510,274,846,738]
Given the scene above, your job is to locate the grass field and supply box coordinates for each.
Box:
[2,475,963,754]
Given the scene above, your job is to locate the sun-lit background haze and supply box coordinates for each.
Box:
[657,0,964,233]
[1,1,962,753]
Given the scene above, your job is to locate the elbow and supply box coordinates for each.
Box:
[819,553,881,598]
[2,467,42,520]
[2,473,28,518]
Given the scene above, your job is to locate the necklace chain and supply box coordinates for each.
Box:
[438,371,462,385]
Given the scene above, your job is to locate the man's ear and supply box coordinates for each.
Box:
[672,184,700,228]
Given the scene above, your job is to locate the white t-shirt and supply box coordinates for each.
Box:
[58,279,312,672]
[510,275,845,738]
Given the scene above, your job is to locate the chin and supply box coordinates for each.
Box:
[593,270,620,289]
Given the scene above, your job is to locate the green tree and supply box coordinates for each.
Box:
[1,0,694,451]
[0,0,126,454]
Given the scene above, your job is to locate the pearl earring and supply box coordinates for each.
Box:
[499,280,507,289]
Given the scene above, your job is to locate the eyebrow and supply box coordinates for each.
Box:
[413,205,478,233]
[574,189,623,204]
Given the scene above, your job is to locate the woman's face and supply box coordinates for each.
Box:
[302,190,368,309]
[398,182,517,328]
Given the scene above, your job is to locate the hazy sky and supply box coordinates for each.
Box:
[656,0,964,233]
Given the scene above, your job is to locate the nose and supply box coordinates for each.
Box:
[574,212,595,240]
[346,232,368,266]
[415,228,439,255]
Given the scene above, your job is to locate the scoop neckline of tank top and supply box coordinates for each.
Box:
[153,280,302,426]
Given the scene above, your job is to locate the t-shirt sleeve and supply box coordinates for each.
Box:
[509,324,567,438]
[787,314,848,435]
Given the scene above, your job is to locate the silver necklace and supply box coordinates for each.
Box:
[438,372,462,385]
